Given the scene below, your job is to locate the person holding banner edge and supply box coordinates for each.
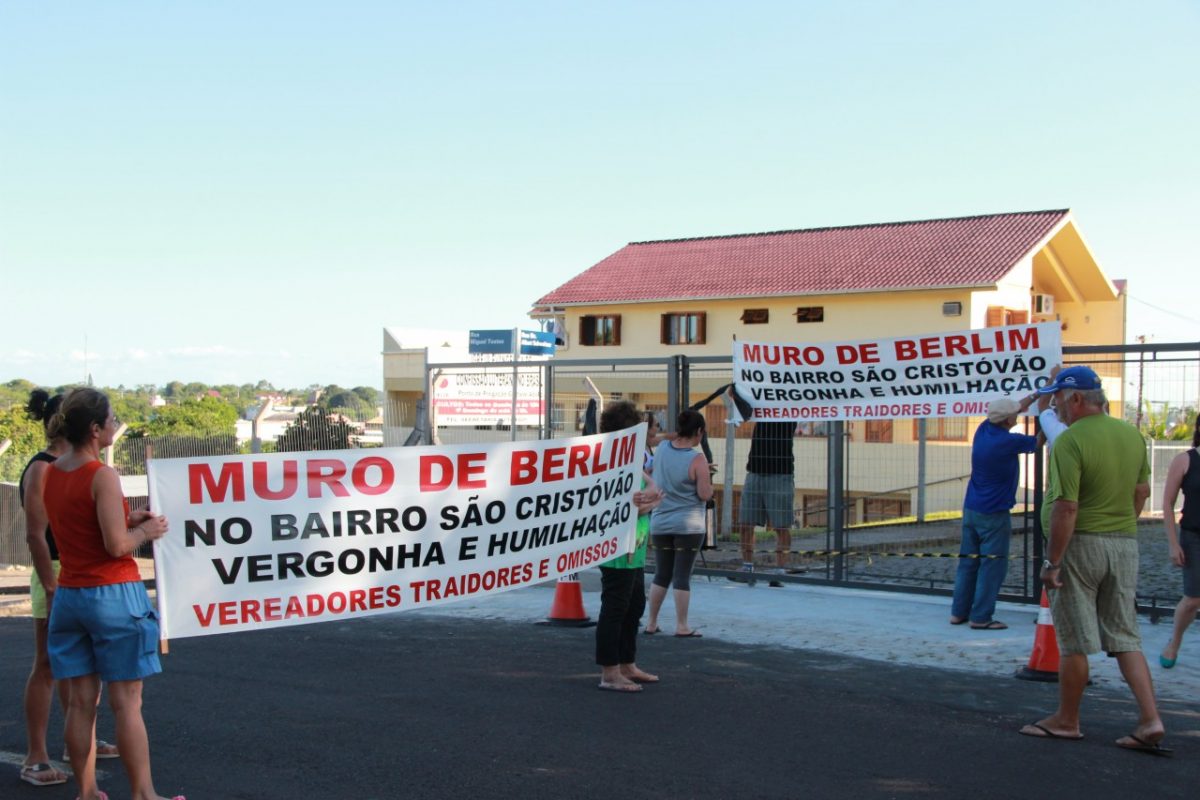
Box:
[949,392,1038,630]
[595,400,663,692]
[42,388,185,800]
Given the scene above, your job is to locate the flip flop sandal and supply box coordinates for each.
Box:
[20,762,68,786]
[674,630,703,638]
[63,739,121,762]
[1117,733,1174,757]
[598,681,643,692]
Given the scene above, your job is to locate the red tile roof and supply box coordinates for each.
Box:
[533,210,1070,307]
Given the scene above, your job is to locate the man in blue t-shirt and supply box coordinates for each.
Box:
[949,394,1038,629]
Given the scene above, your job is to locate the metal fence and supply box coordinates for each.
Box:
[4,341,1196,610]
[414,341,1198,607]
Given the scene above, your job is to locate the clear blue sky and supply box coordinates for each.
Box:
[2,1,1196,390]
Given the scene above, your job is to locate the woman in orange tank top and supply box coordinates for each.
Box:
[44,388,184,800]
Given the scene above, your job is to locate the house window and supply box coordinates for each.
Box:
[986,307,1029,327]
[864,419,893,443]
[863,496,911,523]
[661,312,706,345]
[579,315,621,346]
[914,417,968,442]
[942,301,962,317]
[795,306,824,323]
[797,421,829,437]
[740,308,769,324]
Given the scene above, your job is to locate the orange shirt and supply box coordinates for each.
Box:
[43,460,139,587]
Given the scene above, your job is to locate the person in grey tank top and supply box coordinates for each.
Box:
[645,410,713,637]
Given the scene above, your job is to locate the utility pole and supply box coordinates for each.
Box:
[1134,334,1146,431]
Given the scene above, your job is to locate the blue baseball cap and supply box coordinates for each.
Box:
[1036,365,1102,395]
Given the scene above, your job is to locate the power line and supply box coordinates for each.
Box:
[1127,294,1200,326]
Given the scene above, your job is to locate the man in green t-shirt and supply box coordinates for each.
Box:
[1019,366,1170,756]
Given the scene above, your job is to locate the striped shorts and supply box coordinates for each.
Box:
[1050,533,1140,656]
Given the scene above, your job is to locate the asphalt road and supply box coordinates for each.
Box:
[1,612,1194,800]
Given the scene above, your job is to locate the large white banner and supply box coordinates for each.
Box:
[732,322,1061,421]
[147,426,645,639]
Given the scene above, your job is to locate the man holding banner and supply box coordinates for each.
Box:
[949,393,1038,630]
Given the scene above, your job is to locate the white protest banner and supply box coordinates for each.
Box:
[732,322,1061,421]
[147,425,645,639]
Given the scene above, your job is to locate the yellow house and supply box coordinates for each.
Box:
[529,209,1127,524]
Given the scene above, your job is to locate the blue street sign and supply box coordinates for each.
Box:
[519,329,557,357]
[469,329,514,354]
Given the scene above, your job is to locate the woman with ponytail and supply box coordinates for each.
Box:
[43,387,183,800]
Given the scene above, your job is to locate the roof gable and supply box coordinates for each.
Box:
[534,210,1070,307]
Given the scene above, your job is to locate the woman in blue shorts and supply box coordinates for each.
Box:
[44,388,183,800]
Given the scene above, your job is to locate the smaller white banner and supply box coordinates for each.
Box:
[732,322,1061,421]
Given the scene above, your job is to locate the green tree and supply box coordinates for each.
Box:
[0,404,46,481]
[276,406,355,452]
[138,396,239,437]
[1,379,38,409]
[351,386,379,407]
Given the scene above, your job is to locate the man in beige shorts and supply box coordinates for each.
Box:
[1018,366,1170,756]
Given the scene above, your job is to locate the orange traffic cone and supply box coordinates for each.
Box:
[543,573,595,627]
[1015,588,1060,682]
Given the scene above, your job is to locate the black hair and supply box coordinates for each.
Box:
[676,409,705,438]
[1193,414,1199,448]
[26,389,65,433]
[46,387,111,446]
[600,400,642,434]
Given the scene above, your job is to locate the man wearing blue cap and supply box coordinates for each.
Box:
[1018,365,1170,756]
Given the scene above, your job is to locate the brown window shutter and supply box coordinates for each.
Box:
[696,312,707,344]
[660,314,670,344]
[580,316,596,346]
[1009,310,1029,325]
[612,315,621,346]
[985,306,1004,327]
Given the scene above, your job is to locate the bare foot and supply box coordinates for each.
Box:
[620,666,659,683]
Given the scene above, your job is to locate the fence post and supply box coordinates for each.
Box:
[829,420,846,582]
[916,418,927,523]
[542,362,554,440]
[105,423,128,467]
[666,356,682,430]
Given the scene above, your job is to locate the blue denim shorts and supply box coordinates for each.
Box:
[48,581,162,682]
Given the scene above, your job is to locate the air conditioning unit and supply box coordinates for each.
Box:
[1033,293,1055,316]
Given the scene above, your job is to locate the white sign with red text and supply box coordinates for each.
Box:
[147,426,645,639]
[732,322,1061,421]
[431,368,544,427]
